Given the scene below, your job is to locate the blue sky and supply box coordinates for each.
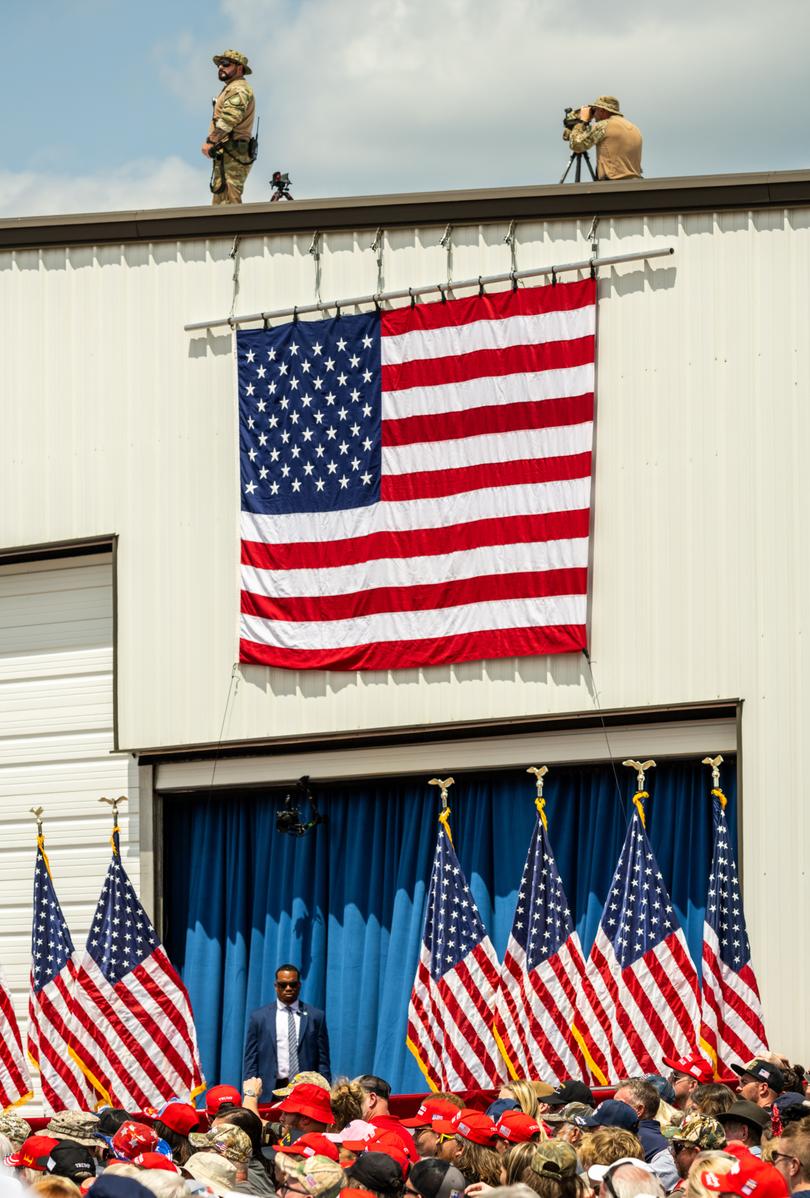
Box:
[2,0,809,216]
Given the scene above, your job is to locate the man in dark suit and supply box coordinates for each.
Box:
[242,964,331,1096]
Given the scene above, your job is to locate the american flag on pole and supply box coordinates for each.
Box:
[494,799,612,1085]
[67,826,205,1109]
[700,788,768,1070]
[238,278,595,670]
[407,810,507,1089]
[585,796,701,1080]
[28,834,96,1112]
[0,966,31,1111]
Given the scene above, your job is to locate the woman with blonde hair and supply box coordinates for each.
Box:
[577,1129,644,1173]
[684,1151,740,1198]
[499,1081,540,1119]
[330,1078,367,1130]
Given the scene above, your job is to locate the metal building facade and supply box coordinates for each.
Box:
[1,172,808,1073]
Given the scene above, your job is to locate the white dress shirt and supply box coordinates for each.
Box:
[276,998,301,1078]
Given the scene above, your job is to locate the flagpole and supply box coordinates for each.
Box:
[622,758,656,823]
[702,754,727,807]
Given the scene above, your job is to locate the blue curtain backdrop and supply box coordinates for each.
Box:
[163,758,737,1095]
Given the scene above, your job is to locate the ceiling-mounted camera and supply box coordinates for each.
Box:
[275,776,326,837]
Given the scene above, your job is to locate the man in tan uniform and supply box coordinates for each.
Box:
[563,96,642,180]
[202,50,256,205]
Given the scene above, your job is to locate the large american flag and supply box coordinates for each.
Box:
[407,813,507,1089]
[238,278,595,670]
[700,789,768,1070]
[0,965,31,1111]
[585,798,701,1080]
[28,836,96,1112]
[67,827,205,1109]
[494,804,612,1085]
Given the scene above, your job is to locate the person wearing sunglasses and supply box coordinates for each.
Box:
[771,1121,810,1195]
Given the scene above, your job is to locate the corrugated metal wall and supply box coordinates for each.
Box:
[0,555,139,1110]
[0,205,808,1064]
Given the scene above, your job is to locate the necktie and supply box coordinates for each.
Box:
[287,1006,299,1079]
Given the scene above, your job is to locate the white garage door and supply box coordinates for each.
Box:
[0,553,139,1110]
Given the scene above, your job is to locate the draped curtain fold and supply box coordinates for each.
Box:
[163,758,737,1093]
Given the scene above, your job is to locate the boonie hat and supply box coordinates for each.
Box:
[717,1100,771,1132]
[531,1141,578,1178]
[273,1071,331,1097]
[409,1159,467,1198]
[4,1135,61,1171]
[0,1112,32,1149]
[276,1152,347,1198]
[663,1051,714,1083]
[575,1099,639,1132]
[185,1150,238,1198]
[189,1124,253,1164]
[732,1059,785,1093]
[672,1115,727,1150]
[47,1143,97,1184]
[156,1100,204,1135]
[132,1152,180,1172]
[45,1110,101,1148]
[545,1080,595,1109]
[212,49,252,75]
[205,1083,242,1116]
[495,1111,541,1143]
[275,1132,340,1163]
[590,95,622,115]
[432,1108,498,1146]
[401,1098,462,1128]
[271,1082,334,1125]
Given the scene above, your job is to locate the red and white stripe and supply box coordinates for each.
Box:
[407,942,507,1089]
[0,971,32,1111]
[700,924,768,1069]
[28,953,95,1113]
[68,948,204,1109]
[586,927,701,1080]
[240,278,595,671]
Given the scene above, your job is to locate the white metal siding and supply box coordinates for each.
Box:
[0,208,807,1063]
[0,556,139,1110]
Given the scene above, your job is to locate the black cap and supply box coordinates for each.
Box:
[95,1108,131,1138]
[716,1100,771,1131]
[732,1059,785,1094]
[47,1143,97,1183]
[410,1159,468,1198]
[545,1080,595,1109]
[346,1153,405,1194]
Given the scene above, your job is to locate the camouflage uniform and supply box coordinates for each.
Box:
[208,50,256,205]
[563,95,642,180]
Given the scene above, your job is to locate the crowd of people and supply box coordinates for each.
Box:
[2,1052,810,1198]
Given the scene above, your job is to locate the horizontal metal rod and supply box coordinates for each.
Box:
[184,246,674,332]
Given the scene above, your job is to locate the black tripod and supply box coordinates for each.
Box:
[559,149,597,184]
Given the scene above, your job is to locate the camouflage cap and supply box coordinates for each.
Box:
[44,1111,101,1148]
[531,1141,579,1178]
[590,95,622,115]
[212,49,252,75]
[674,1115,727,1150]
[276,1153,346,1198]
[273,1071,331,1097]
[544,1102,594,1125]
[189,1124,253,1165]
[0,1112,32,1150]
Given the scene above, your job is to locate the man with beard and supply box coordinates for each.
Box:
[202,50,256,204]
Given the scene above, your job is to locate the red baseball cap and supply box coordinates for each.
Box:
[495,1111,542,1143]
[112,1121,159,1160]
[132,1153,180,1173]
[157,1101,205,1136]
[663,1052,714,1083]
[206,1084,242,1117]
[275,1133,340,1163]
[362,1132,410,1173]
[270,1083,334,1125]
[699,1154,788,1198]
[400,1099,461,1129]
[432,1109,498,1147]
[4,1135,61,1172]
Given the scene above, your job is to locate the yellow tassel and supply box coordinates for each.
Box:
[535,796,548,831]
[438,807,454,848]
[711,787,728,810]
[632,791,649,827]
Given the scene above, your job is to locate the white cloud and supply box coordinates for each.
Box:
[0,156,203,219]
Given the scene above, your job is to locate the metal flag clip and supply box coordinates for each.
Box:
[409,286,416,309]
[292,305,299,324]
[527,766,549,828]
[478,276,485,298]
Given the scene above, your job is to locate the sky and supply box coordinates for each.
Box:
[2,0,809,217]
